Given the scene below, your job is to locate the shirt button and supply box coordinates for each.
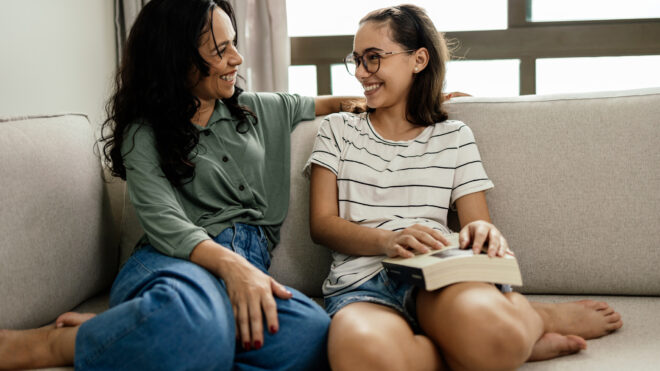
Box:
[222,156,229,162]
[239,185,245,191]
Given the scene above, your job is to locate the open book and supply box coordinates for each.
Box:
[381,233,522,291]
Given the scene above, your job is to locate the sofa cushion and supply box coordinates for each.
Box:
[0,114,118,329]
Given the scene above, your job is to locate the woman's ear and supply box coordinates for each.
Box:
[413,47,429,73]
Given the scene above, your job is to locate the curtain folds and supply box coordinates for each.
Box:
[114,0,289,92]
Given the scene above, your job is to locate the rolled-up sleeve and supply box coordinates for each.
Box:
[274,92,316,131]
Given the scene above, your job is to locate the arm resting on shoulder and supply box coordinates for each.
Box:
[314,96,363,116]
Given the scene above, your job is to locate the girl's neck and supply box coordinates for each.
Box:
[369,105,424,141]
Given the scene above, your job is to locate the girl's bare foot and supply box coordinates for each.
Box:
[0,312,92,369]
[532,300,623,339]
[528,333,586,362]
[0,325,77,370]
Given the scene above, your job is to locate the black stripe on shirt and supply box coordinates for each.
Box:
[337,178,451,190]
[338,199,449,210]
[340,158,456,173]
[456,160,483,169]
[453,178,490,191]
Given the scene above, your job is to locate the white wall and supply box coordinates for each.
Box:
[0,0,116,129]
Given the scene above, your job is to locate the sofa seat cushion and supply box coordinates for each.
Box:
[31,294,658,370]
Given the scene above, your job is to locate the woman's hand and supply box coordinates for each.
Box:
[190,240,292,351]
[383,224,450,258]
[458,220,512,257]
[218,252,292,351]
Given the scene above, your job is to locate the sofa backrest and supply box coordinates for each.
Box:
[0,114,119,329]
[119,89,660,298]
[443,89,660,295]
[272,88,660,297]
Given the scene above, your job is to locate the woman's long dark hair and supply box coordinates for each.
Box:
[357,4,450,126]
[100,0,256,186]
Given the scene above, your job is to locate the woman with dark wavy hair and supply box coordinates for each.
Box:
[0,0,348,369]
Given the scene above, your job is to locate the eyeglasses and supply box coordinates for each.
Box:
[343,49,415,76]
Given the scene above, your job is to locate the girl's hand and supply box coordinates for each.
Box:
[218,253,293,351]
[458,220,512,257]
[383,224,450,258]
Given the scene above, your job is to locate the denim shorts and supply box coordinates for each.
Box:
[324,269,421,330]
[324,269,513,333]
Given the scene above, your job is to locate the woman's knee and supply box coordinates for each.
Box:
[142,279,235,349]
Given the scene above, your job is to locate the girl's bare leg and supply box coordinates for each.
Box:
[417,282,586,371]
[328,302,444,371]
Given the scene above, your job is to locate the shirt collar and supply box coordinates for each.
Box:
[207,99,240,127]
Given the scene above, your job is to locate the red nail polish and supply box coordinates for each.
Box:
[269,326,278,334]
[244,342,251,350]
[254,340,262,350]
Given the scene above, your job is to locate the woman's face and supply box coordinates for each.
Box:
[352,21,416,110]
[190,8,243,101]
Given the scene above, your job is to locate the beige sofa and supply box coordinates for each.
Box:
[2,88,659,370]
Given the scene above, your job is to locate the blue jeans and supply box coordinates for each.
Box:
[74,223,330,370]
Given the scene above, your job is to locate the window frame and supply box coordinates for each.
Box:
[289,0,660,95]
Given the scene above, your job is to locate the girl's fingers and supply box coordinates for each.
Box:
[411,225,449,248]
[486,229,500,257]
[395,244,415,258]
[471,224,489,254]
[459,226,471,249]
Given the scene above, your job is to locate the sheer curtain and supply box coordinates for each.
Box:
[115,0,289,92]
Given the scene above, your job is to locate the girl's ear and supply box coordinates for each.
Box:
[413,47,429,73]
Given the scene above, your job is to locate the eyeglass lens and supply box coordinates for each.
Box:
[345,53,380,76]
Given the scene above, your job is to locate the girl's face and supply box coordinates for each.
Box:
[352,21,417,110]
[190,8,243,101]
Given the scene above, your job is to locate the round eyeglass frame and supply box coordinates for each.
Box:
[343,49,416,76]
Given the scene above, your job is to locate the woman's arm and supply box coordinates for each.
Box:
[313,96,363,116]
[309,164,448,258]
[454,191,509,257]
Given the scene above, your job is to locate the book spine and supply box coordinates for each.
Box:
[381,262,426,289]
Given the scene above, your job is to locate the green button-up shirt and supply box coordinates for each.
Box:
[122,92,315,259]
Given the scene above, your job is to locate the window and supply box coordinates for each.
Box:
[446,60,520,97]
[536,55,660,95]
[286,0,507,36]
[288,65,317,96]
[530,0,660,22]
[288,1,660,96]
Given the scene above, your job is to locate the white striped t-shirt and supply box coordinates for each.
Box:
[304,112,494,297]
